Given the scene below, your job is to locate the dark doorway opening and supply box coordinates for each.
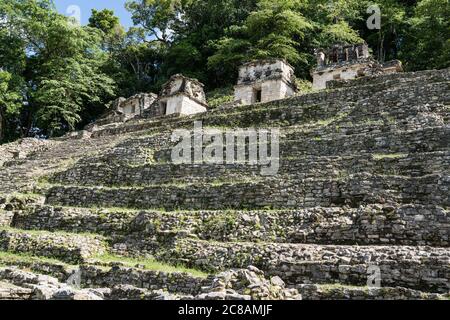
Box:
[254,88,262,103]
[160,101,167,115]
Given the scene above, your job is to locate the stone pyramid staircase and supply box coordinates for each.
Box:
[0,68,449,299]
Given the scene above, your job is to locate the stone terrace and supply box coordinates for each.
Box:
[0,68,449,300]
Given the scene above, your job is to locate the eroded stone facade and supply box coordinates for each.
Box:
[312,43,403,90]
[155,74,208,116]
[84,93,158,133]
[234,59,298,105]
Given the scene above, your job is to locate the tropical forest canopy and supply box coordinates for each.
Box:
[0,0,448,142]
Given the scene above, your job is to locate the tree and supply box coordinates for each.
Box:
[88,9,120,34]
[1,0,116,137]
[0,71,21,142]
[125,0,183,44]
[88,8,126,52]
[400,0,450,70]
[208,0,315,82]
[125,0,259,87]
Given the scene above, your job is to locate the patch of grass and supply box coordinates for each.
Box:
[8,192,43,200]
[0,226,102,239]
[94,253,209,278]
[206,86,234,109]
[86,206,140,214]
[319,283,369,291]
[0,251,70,266]
[372,153,408,161]
[295,79,313,94]
[197,214,237,240]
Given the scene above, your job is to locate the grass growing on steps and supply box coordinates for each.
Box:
[93,253,209,278]
[0,226,104,240]
[0,251,72,267]
[6,192,44,201]
[372,153,408,160]
[206,86,234,109]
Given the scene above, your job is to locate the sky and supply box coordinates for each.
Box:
[54,0,134,29]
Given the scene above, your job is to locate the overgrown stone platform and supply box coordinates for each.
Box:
[0,68,449,299]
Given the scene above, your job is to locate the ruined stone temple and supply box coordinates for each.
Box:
[234,59,298,105]
[85,93,158,130]
[312,43,403,90]
[82,74,208,134]
[0,61,449,299]
[155,74,208,116]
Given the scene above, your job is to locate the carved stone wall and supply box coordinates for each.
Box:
[234,59,297,105]
[156,74,208,116]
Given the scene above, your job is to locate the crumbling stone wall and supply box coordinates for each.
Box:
[312,43,403,90]
[163,239,450,293]
[155,74,208,116]
[234,59,297,105]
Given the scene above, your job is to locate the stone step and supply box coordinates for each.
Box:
[89,75,448,138]
[79,264,209,296]
[49,151,449,187]
[44,173,450,210]
[12,205,137,236]
[0,135,124,196]
[84,124,449,169]
[10,203,449,247]
[296,283,449,300]
[326,68,450,90]
[159,239,450,293]
[0,251,73,281]
[147,125,449,165]
[0,228,107,264]
[123,204,450,247]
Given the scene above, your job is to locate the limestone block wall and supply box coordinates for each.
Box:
[235,79,295,105]
[234,85,254,105]
[45,173,450,211]
[0,229,106,264]
[163,239,450,292]
[237,59,294,85]
[262,80,295,102]
[234,59,297,105]
[312,59,403,90]
[164,95,207,116]
[80,265,210,295]
[312,62,367,90]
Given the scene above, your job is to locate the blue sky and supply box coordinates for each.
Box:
[54,0,134,29]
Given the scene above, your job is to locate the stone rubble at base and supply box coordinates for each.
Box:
[0,265,300,300]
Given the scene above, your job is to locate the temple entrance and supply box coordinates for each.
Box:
[253,88,262,103]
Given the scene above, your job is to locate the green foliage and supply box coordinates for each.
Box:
[0,0,448,143]
[0,0,116,140]
[198,214,237,240]
[0,71,22,121]
[206,86,235,108]
[399,0,450,70]
[295,79,313,93]
[208,0,314,83]
[88,9,120,34]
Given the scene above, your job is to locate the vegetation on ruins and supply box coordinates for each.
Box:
[0,0,449,142]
